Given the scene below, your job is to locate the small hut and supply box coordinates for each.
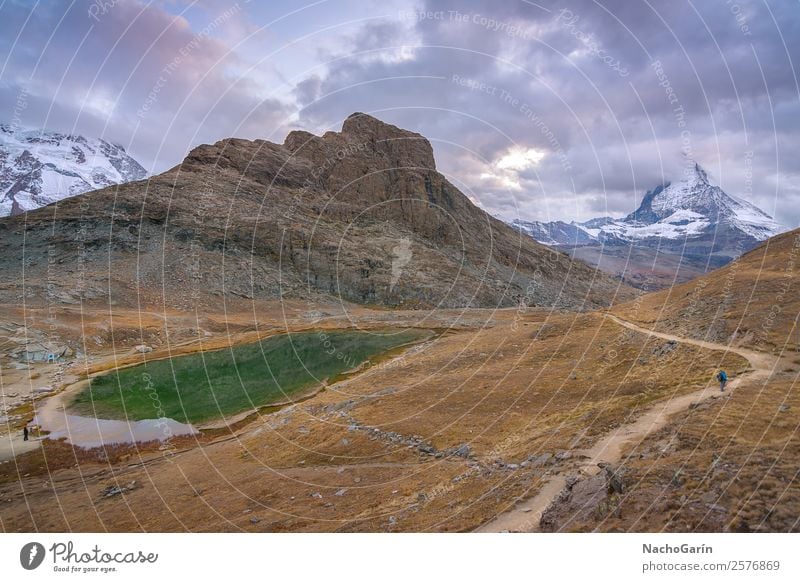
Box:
[12,342,72,363]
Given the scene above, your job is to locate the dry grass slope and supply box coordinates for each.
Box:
[0,308,749,532]
[613,228,800,353]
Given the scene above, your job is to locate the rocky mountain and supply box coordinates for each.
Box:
[513,163,787,289]
[0,124,147,216]
[0,113,634,311]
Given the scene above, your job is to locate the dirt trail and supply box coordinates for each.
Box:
[0,433,41,462]
[604,315,780,375]
[476,314,781,533]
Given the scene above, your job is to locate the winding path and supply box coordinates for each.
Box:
[476,314,781,533]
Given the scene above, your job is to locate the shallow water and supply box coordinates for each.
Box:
[33,408,197,448]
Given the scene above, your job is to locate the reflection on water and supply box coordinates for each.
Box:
[33,409,197,448]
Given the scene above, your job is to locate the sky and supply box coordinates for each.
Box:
[1,0,799,226]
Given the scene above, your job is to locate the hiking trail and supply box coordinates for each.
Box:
[476,313,781,533]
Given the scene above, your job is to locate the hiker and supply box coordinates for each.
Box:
[23,426,29,441]
[716,370,728,392]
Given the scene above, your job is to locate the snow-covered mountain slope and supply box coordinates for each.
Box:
[511,219,595,246]
[619,164,784,241]
[513,163,786,248]
[0,124,147,216]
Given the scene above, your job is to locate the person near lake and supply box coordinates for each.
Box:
[716,370,728,392]
[23,425,29,441]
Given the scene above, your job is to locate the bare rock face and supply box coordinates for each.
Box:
[339,111,436,169]
[540,464,628,531]
[0,113,633,311]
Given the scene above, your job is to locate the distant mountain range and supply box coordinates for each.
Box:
[5,120,780,294]
[0,124,147,217]
[511,164,787,289]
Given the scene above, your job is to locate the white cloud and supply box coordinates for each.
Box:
[495,146,545,171]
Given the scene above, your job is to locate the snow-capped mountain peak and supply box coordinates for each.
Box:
[513,162,785,248]
[0,124,148,217]
[625,162,783,241]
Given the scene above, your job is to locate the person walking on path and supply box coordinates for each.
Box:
[716,370,728,391]
[23,426,28,441]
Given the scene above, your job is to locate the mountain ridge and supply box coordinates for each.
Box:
[0,113,634,311]
[0,124,147,216]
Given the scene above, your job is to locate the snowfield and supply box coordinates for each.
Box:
[0,124,147,216]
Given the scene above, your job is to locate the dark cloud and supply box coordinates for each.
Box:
[292,0,800,227]
[2,0,798,226]
[0,0,292,172]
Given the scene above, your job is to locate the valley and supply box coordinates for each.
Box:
[3,4,800,579]
[0,115,797,534]
[0,294,779,532]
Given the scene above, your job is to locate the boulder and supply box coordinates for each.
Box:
[101,480,138,498]
[599,462,626,494]
[529,452,553,467]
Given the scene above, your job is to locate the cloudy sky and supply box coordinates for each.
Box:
[2,0,798,226]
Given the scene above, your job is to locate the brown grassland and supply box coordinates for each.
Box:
[1,229,798,532]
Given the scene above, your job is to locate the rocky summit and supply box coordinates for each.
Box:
[0,113,632,311]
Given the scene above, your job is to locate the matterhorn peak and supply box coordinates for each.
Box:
[513,156,786,253]
[690,162,709,184]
